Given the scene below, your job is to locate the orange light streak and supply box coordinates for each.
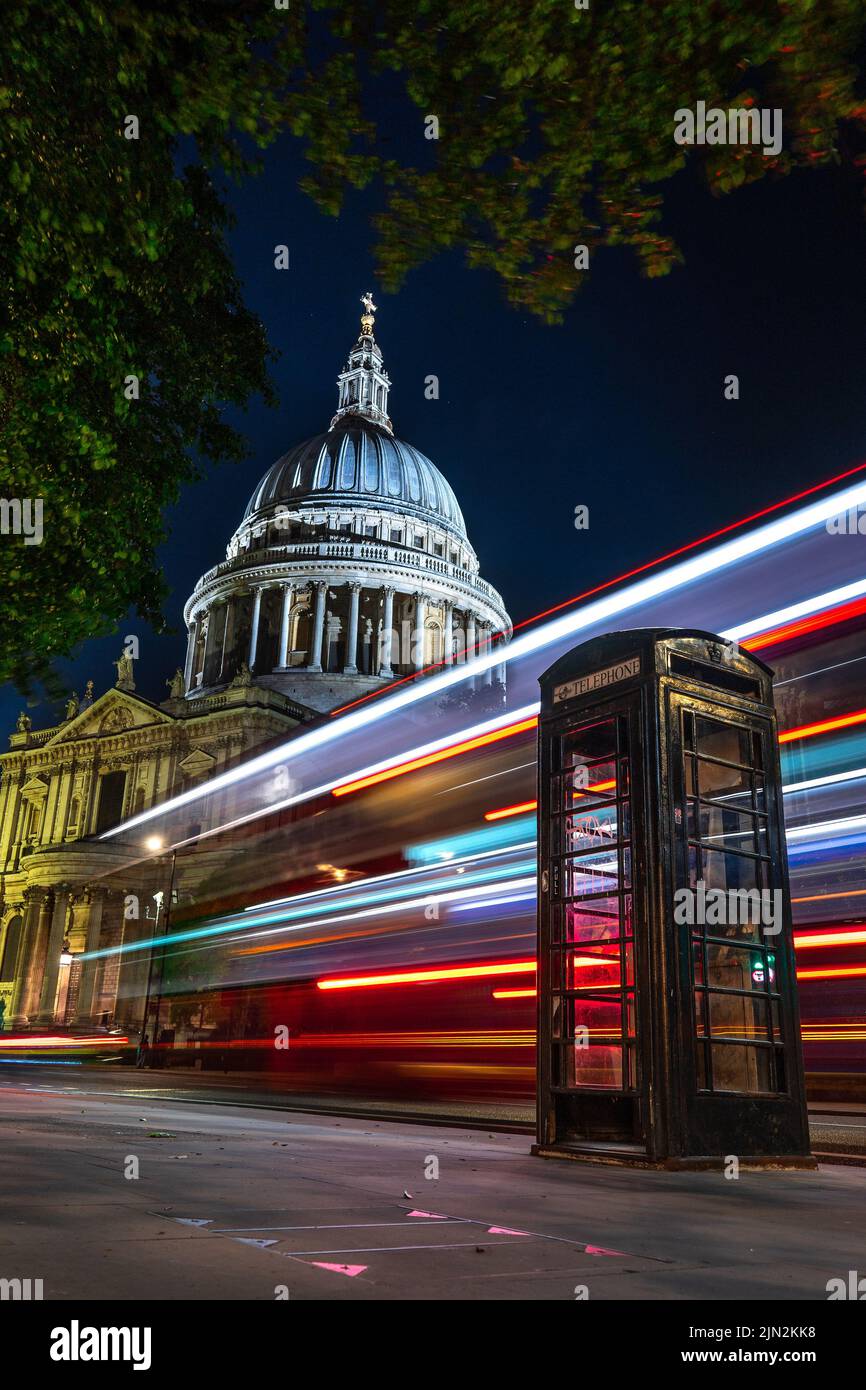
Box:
[332,716,538,797]
[316,958,537,991]
[793,927,866,950]
[796,965,866,981]
[485,800,538,821]
[792,888,866,905]
[492,988,538,999]
[742,593,866,652]
[779,707,866,743]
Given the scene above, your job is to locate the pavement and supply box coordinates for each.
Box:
[2,1070,865,1300]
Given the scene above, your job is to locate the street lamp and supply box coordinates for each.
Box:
[136,843,177,1067]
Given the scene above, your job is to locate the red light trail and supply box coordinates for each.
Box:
[330,459,866,718]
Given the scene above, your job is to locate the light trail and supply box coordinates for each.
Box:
[316,959,537,992]
[331,462,866,715]
[98,471,866,843]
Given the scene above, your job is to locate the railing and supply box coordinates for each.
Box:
[192,539,503,609]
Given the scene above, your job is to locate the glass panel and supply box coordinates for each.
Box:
[709,1043,772,1094]
[685,753,697,796]
[695,991,707,1035]
[551,994,562,1040]
[707,992,770,1042]
[697,760,752,801]
[562,801,622,854]
[562,720,617,769]
[566,1042,623,1089]
[563,848,624,898]
[695,718,754,768]
[706,942,767,989]
[563,759,622,807]
[565,942,632,990]
[687,801,766,856]
[699,846,760,894]
[562,896,629,943]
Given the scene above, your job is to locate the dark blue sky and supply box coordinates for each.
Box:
[7,139,866,731]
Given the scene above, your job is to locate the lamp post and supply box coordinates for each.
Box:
[136,839,177,1068]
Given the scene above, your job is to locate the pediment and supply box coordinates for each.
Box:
[178,747,217,779]
[20,773,49,802]
[47,690,174,745]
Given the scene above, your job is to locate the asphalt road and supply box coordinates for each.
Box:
[2,1069,865,1300]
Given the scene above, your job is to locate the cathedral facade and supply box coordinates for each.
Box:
[0,294,510,1030]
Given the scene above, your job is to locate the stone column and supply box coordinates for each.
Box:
[343,583,361,674]
[216,600,232,683]
[466,613,478,690]
[73,889,106,1024]
[466,612,477,660]
[379,587,395,678]
[413,592,428,672]
[247,587,263,670]
[480,624,493,686]
[494,635,508,690]
[444,602,454,666]
[276,582,295,669]
[35,886,71,1024]
[307,581,328,673]
[13,888,49,1021]
[182,616,199,692]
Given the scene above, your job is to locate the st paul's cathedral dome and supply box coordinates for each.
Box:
[181,294,511,717]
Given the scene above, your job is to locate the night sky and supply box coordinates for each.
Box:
[6,136,866,732]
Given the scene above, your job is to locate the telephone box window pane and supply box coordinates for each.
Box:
[567,1043,623,1089]
[699,846,761,895]
[692,941,705,985]
[706,942,767,990]
[695,718,755,768]
[564,760,620,807]
[562,720,618,769]
[688,802,767,856]
[564,850,623,898]
[563,896,631,943]
[626,1043,639,1088]
[562,802,621,854]
[569,995,621,1039]
[685,754,697,797]
[708,992,770,1042]
[551,995,562,1040]
[710,1043,772,1094]
[566,942,632,990]
[695,991,707,1035]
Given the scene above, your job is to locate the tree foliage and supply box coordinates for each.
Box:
[2,0,865,694]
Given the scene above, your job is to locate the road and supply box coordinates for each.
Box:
[2,1067,865,1300]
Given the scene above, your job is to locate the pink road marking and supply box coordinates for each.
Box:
[309,1262,368,1277]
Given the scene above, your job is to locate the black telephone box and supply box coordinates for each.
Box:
[535,629,813,1167]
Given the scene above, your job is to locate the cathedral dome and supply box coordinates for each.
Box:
[182,292,510,718]
[243,415,467,539]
